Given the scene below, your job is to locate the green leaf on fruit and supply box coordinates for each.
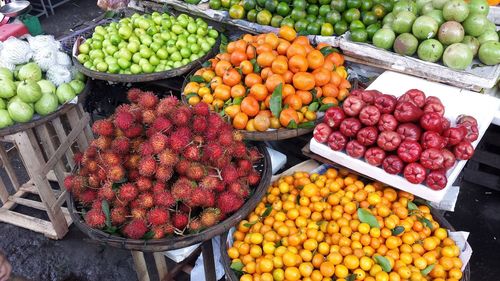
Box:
[275,240,282,247]
[319,46,338,57]
[219,109,225,117]
[358,208,380,228]
[202,60,211,68]
[311,88,318,102]
[243,221,257,228]
[308,102,319,112]
[346,274,356,281]
[250,58,261,73]
[407,201,418,211]
[287,119,298,129]
[392,226,405,236]
[261,204,272,218]
[233,97,243,105]
[103,11,116,19]
[298,30,309,36]
[104,226,117,234]
[270,83,283,118]
[185,92,198,101]
[231,261,244,271]
[421,264,435,276]
[318,103,335,112]
[419,217,434,230]
[298,121,315,129]
[142,231,155,240]
[374,255,392,272]
[220,34,228,53]
[190,75,205,83]
[102,200,111,228]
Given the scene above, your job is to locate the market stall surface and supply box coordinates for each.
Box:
[0,1,499,281]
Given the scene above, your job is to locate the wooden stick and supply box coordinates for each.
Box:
[201,240,217,281]
[35,124,67,188]
[0,142,20,190]
[66,107,89,152]
[51,116,75,169]
[153,252,168,280]
[131,251,150,281]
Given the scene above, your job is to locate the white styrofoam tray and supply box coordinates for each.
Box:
[310,71,500,203]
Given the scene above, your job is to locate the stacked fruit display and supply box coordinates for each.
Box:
[182,26,351,132]
[227,169,464,281]
[76,12,219,74]
[64,90,263,239]
[371,0,499,69]
[313,88,478,189]
[209,0,394,36]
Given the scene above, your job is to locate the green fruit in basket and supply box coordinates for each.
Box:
[393,33,418,56]
[281,17,295,27]
[243,0,256,10]
[366,22,381,40]
[79,43,90,54]
[462,35,480,56]
[443,43,473,70]
[69,80,85,94]
[107,63,119,74]
[130,64,142,74]
[264,0,278,13]
[209,0,222,9]
[247,9,258,22]
[56,83,76,104]
[77,54,89,64]
[277,2,291,16]
[307,4,320,15]
[372,28,396,50]
[257,10,273,25]
[392,11,416,34]
[350,28,368,42]
[361,0,373,11]
[306,14,317,23]
[230,5,246,19]
[293,0,307,10]
[443,0,469,23]
[425,10,444,26]
[468,0,489,16]
[271,15,284,27]
[8,100,33,123]
[372,4,385,19]
[343,8,360,23]
[35,93,59,116]
[462,14,488,37]
[392,0,417,16]
[478,30,498,45]
[417,39,443,62]
[0,68,13,82]
[295,19,309,32]
[412,16,438,40]
[96,62,109,72]
[0,98,5,110]
[118,25,133,39]
[319,4,330,16]
[37,80,56,95]
[0,109,13,128]
[330,0,346,12]
[478,41,500,66]
[346,0,361,9]
[334,20,348,35]
[306,22,321,35]
[83,61,93,69]
[321,22,335,36]
[291,8,307,21]
[382,12,395,25]
[362,11,378,26]
[325,10,341,25]
[438,21,464,45]
[350,19,365,30]
[0,79,16,99]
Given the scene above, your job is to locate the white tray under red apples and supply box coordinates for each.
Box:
[310,71,500,203]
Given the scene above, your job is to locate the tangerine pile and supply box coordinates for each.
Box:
[182,26,351,132]
[227,169,464,281]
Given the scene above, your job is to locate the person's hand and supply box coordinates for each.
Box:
[0,253,11,281]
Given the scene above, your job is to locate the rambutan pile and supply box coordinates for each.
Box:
[66,89,262,239]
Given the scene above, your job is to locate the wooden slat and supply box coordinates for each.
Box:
[0,143,20,190]
[131,251,150,281]
[35,124,67,188]
[77,103,94,144]
[41,113,90,176]
[51,117,75,169]
[471,150,500,170]
[0,209,58,239]
[462,168,500,191]
[201,240,217,281]
[153,252,168,279]
[66,107,89,152]
[1,189,28,210]
[0,176,10,204]
[7,196,72,222]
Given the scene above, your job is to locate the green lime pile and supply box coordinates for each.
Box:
[209,0,393,36]
[371,0,499,69]
[76,13,219,74]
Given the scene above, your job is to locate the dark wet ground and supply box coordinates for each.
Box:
[0,1,499,280]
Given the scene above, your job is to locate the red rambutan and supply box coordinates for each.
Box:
[111,207,128,225]
[172,212,189,229]
[98,184,115,201]
[137,192,154,209]
[152,182,166,194]
[248,148,262,162]
[142,109,156,125]
[203,142,224,160]
[207,113,224,130]
[111,137,130,154]
[74,152,83,166]
[127,88,142,103]
[192,135,204,145]
[136,177,153,191]
[118,183,138,202]
[92,119,114,136]
[228,181,250,198]
[131,208,147,220]
[200,208,221,227]
[152,116,173,133]
[154,191,175,207]
[138,142,154,156]
[138,91,159,110]
[193,102,209,116]
[217,191,244,214]
[130,138,144,152]
[113,198,128,208]
[138,157,156,177]
[156,96,179,115]
[232,131,243,142]
[237,159,253,174]
[187,188,211,207]
[168,128,191,152]
[218,129,234,147]
[248,170,261,185]
[85,146,98,159]
[221,165,239,184]
[171,179,194,202]
[199,176,220,191]
[205,127,218,141]
[128,170,140,181]
[163,223,175,234]
[175,159,190,175]
[150,133,168,153]
[192,115,207,133]
[158,148,179,167]
[152,225,165,239]
[92,136,112,150]
[78,190,97,205]
[71,176,87,195]
[188,218,203,232]
[186,163,206,181]
[123,219,148,239]
[213,155,231,169]
[114,111,135,130]
[86,160,99,173]
[147,208,170,226]
[64,175,74,192]
[88,174,100,188]
[124,154,141,170]
[123,125,143,139]
[231,141,247,158]
[101,152,121,166]
[183,145,201,161]
[85,208,106,228]
[91,201,102,210]
[155,165,174,182]
[170,106,191,127]
[97,167,107,181]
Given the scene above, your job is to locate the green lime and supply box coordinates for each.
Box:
[306,14,317,23]
[306,22,321,34]
[294,19,309,32]
[366,22,381,40]
[319,0,330,4]
[247,9,258,21]
[243,0,256,10]
[257,0,267,6]
[264,0,278,12]
[230,0,240,6]
[346,0,361,9]
[362,11,378,25]
[307,0,318,4]
[343,8,360,23]
[334,20,348,35]
[361,0,373,10]
[372,4,386,18]
[316,16,326,25]
[330,0,346,12]
[325,10,342,25]
[293,0,307,10]
[379,0,393,13]
[291,8,307,20]
[281,16,295,27]
[321,22,335,35]
[221,0,231,8]
[257,9,273,25]
[277,2,291,16]
[229,5,246,19]
[307,4,319,15]
[319,5,331,16]
[271,15,284,27]
[350,28,368,42]
[350,19,365,29]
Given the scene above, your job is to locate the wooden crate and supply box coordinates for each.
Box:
[0,103,93,239]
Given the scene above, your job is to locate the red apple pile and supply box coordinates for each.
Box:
[313,88,478,190]
[64,89,262,239]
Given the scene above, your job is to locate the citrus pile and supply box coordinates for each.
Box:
[183,26,351,132]
[227,169,464,281]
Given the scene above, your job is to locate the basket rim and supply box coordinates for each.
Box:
[68,142,272,252]
[0,80,92,137]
